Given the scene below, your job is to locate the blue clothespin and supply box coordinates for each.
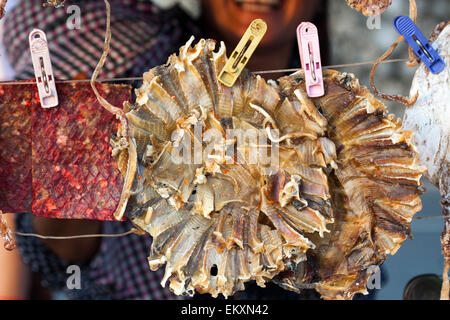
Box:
[393,16,445,74]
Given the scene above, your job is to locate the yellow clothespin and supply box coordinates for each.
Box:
[218,19,267,87]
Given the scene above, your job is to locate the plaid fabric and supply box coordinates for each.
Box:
[15,212,186,300]
[6,0,200,300]
[15,212,312,300]
[3,0,200,80]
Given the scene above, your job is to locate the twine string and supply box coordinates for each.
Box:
[13,228,142,240]
[6,215,443,240]
[1,55,449,86]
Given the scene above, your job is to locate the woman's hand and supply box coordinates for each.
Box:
[0,214,30,299]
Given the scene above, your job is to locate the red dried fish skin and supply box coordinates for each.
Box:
[0,81,131,220]
[0,83,33,213]
[32,83,130,220]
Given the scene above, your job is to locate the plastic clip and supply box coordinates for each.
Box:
[394,16,445,74]
[297,22,324,97]
[29,29,58,108]
[218,19,267,87]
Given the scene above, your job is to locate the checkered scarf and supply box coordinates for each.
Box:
[15,213,187,300]
[3,0,201,80]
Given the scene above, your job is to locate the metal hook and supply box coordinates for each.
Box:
[413,37,434,63]
[40,57,50,94]
[29,28,58,108]
[308,43,317,82]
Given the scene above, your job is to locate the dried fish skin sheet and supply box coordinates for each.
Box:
[0,82,131,220]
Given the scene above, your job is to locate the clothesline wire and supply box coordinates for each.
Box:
[13,228,140,239]
[1,55,449,86]
[254,57,412,74]
[8,215,445,240]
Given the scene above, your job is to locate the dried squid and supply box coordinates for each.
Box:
[111,37,425,299]
[403,21,450,300]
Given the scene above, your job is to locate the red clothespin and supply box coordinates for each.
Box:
[297,22,324,97]
[29,29,58,108]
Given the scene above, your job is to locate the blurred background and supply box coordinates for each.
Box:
[0,0,449,300]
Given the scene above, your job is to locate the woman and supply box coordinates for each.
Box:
[3,0,328,299]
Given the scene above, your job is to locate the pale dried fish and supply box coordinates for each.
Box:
[112,38,425,299]
[122,38,334,298]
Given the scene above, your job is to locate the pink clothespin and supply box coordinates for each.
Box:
[297,22,324,97]
[29,29,58,108]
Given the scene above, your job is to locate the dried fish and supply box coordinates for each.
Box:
[278,70,425,299]
[122,38,334,298]
[112,38,425,299]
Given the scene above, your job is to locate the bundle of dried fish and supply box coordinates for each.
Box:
[122,37,335,297]
[403,21,450,300]
[110,37,425,299]
[278,70,425,299]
